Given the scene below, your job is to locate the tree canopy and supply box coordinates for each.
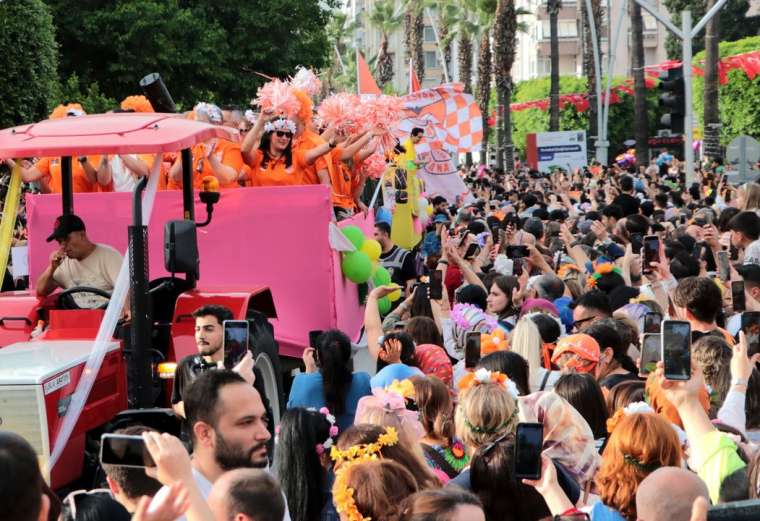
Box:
[47,0,336,108]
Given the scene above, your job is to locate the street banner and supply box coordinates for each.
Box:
[526,130,588,173]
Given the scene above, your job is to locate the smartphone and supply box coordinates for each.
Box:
[458,230,471,247]
[661,320,691,381]
[630,233,644,254]
[741,311,760,357]
[732,280,746,313]
[553,251,563,271]
[308,330,323,348]
[100,434,155,468]
[639,333,661,377]
[643,312,662,334]
[717,250,730,281]
[506,245,529,259]
[514,423,544,480]
[429,270,443,300]
[464,331,481,369]
[708,499,760,521]
[464,242,480,260]
[223,320,250,369]
[643,235,660,274]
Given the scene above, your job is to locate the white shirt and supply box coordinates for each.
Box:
[744,239,760,265]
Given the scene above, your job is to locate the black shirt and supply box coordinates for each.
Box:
[598,371,640,391]
[379,245,418,287]
[171,354,219,405]
[612,193,641,217]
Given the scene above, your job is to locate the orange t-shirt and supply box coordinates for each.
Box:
[330,146,357,210]
[36,156,102,193]
[168,139,243,190]
[293,130,335,186]
[245,149,307,187]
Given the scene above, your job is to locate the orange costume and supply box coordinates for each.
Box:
[293,129,334,186]
[330,147,367,210]
[167,139,243,190]
[35,156,103,193]
[244,148,308,187]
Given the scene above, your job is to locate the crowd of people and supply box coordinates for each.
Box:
[4,149,760,521]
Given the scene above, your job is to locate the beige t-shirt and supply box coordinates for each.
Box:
[53,244,123,308]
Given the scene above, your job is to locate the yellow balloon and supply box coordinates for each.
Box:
[388,289,402,302]
[426,205,433,216]
[361,239,382,262]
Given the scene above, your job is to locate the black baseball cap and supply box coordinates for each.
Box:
[737,263,760,285]
[46,214,85,242]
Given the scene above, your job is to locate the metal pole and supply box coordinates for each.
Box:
[584,0,606,164]
[61,156,73,215]
[425,7,450,83]
[602,0,628,151]
[691,0,729,37]
[181,148,194,221]
[633,0,683,38]
[682,11,694,186]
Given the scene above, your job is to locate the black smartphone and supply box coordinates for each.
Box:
[708,499,760,521]
[223,320,250,369]
[639,333,661,377]
[512,257,523,276]
[630,233,644,254]
[464,242,480,260]
[717,250,730,281]
[741,311,760,357]
[506,245,529,259]
[309,330,323,348]
[429,270,443,300]
[661,320,692,381]
[100,434,155,468]
[643,235,660,274]
[464,331,481,369]
[644,312,662,334]
[733,280,746,313]
[514,423,544,480]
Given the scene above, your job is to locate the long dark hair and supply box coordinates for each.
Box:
[476,351,530,397]
[259,130,293,169]
[410,283,434,319]
[554,373,609,440]
[316,330,353,415]
[274,408,331,521]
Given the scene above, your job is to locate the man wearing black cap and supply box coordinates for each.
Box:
[36,214,123,308]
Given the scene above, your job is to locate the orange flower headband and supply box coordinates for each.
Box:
[480,328,509,356]
[458,368,519,398]
[587,262,623,289]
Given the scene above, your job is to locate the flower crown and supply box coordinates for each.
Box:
[458,368,519,399]
[606,401,653,434]
[557,263,582,280]
[314,407,339,456]
[244,109,257,125]
[329,426,399,464]
[386,379,415,401]
[333,461,370,521]
[451,303,497,331]
[264,118,297,134]
[480,328,509,356]
[586,263,623,289]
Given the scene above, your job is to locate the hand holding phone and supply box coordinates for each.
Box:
[643,236,660,274]
[644,312,662,334]
[223,320,250,369]
[514,423,544,480]
[639,334,661,377]
[100,434,155,468]
[661,320,691,381]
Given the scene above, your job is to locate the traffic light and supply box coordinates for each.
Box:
[658,67,685,134]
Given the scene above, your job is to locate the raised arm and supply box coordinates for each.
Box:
[5,158,45,183]
[241,109,274,164]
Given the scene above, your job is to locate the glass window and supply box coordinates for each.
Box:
[425,51,439,69]
[424,26,436,42]
[643,12,657,31]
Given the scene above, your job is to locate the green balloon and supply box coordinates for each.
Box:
[342,251,373,283]
[373,266,391,287]
[378,296,392,315]
[342,225,366,250]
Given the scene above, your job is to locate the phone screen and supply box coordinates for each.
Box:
[430,270,443,300]
[643,236,660,274]
[308,330,323,348]
[100,434,155,468]
[717,250,730,281]
[644,312,662,334]
[464,332,482,369]
[733,281,746,313]
[514,423,544,480]
[639,333,661,377]
[661,320,691,381]
[506,245,529,259]
[707,499,760,521]
[464,242,480,260]
[741,312,760,357]
[223,320,250,369]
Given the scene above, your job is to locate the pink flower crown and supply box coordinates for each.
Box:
[313,407,339,456]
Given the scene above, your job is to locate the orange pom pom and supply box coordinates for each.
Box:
[49,103,85,120]
[121,95,154,113]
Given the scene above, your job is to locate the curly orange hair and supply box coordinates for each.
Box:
[595,413,681,520]
[293,88,313,124]
[121,95,154,113]
[645,372,710,429]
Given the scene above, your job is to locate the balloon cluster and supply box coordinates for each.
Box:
[340,225,401,315]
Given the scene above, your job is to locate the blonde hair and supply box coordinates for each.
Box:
[455,381,519,449]
[509,317,543,378]
[741,182,760,211]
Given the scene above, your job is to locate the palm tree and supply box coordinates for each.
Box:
[493,0,519,171]
[703,0,721,162]
[477,27,492,165]
[630,1,649,166]
[404,2,425,84]
[547,0,561,131]
[369,0,403,88]
[323,11,359,94]
[581,0,602,151]
[437,0,459,82]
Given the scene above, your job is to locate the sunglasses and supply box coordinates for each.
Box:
[274,131,292,138]
[572,315,596,331]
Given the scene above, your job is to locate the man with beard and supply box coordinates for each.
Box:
[171,305,254,418]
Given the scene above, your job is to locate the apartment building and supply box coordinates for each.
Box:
[513,0,670,83]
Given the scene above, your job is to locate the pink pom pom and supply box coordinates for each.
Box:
[291,67,322,97]
[317,93,360,133]
[254,79,301,120]
[362,153,388,179]
[329,425,340,437]
[360,95,407,151]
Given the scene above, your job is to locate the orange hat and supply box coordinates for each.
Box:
[551,334,601,373]
[121,95,154,113]
[645,372,710,429]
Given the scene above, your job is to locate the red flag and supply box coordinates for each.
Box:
[409,59,421,94]
[356,50,381,95]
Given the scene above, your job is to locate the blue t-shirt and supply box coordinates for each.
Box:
[370,363,424,389]
[287,371,371,432]
[590,502,626,521]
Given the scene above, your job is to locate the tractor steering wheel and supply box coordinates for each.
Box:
[58,286,112,310]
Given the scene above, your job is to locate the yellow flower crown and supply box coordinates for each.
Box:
[333,461,371,521]
[329,426,399,464]
[386,379,415,400]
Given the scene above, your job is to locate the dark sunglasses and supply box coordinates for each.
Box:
[572,315,596,331]
[275,131,292,138]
